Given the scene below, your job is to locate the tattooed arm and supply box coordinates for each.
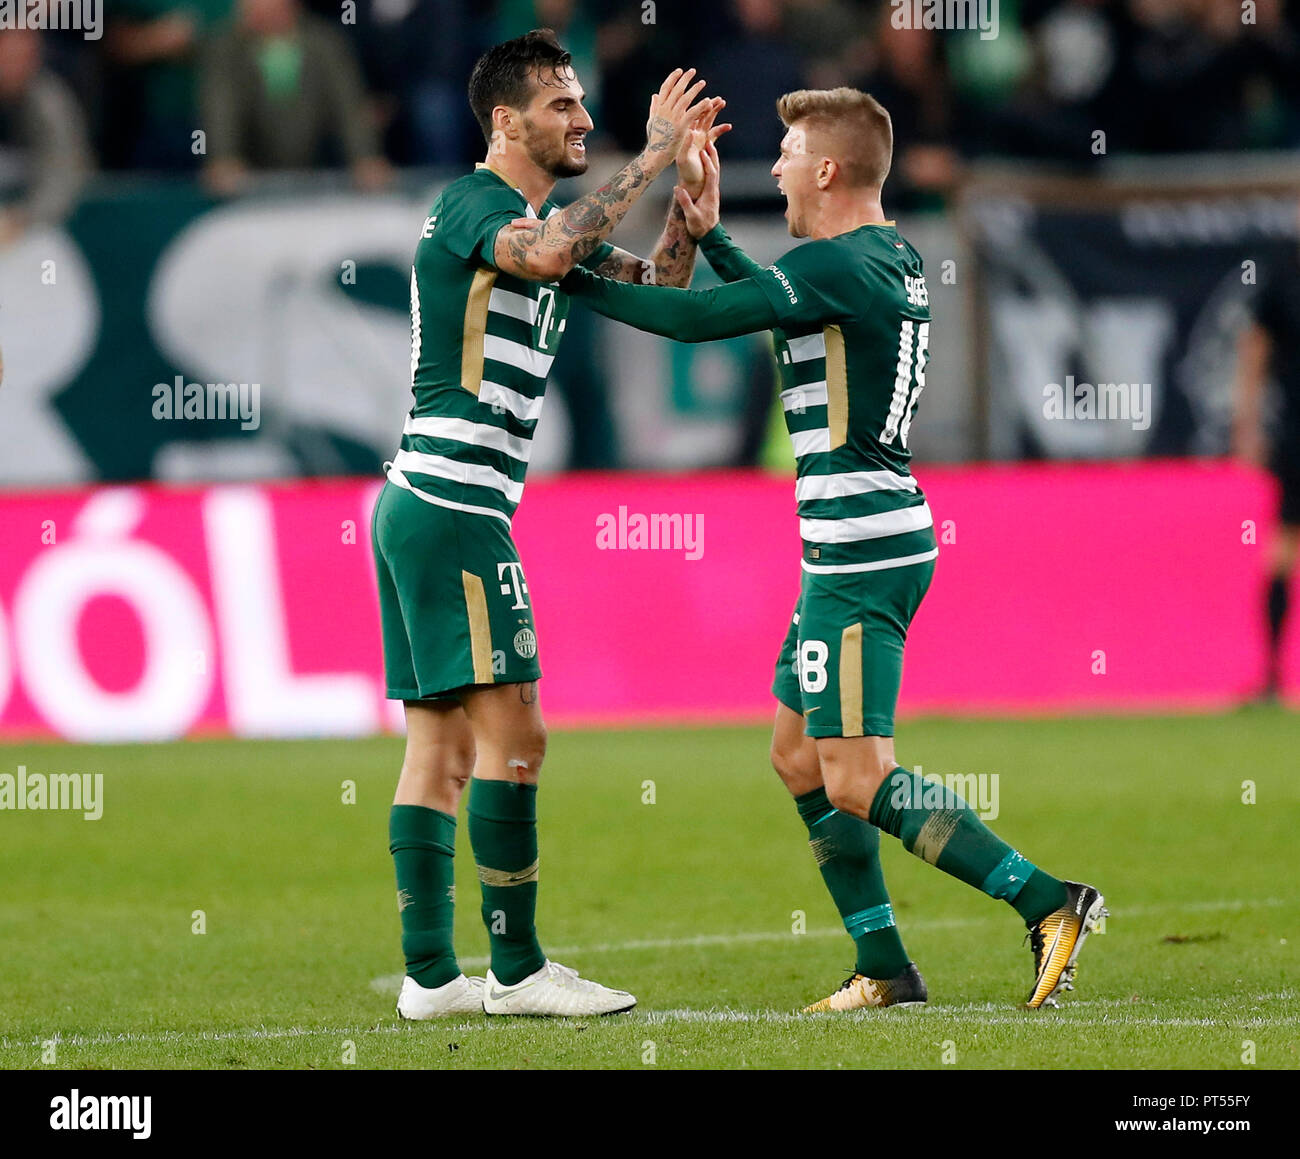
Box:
[585,200,696,287]
[493,68,711,283]
[578,103,731,288]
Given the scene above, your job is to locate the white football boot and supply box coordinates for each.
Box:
[482,960,636,1016]
[396,973,485,1019]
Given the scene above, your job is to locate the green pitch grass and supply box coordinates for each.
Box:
[0,711,1295,1070]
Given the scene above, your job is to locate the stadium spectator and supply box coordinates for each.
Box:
[0,28,93,247]
[301,0,486,165]
[698,0,807,159]
[198,0,393,195]
[107,0,235,170]
[976,0,1129,161]
[1233,203,1300,701]
[851,14,957,202]
[590,0,694,153]
[1116,0,1299,153]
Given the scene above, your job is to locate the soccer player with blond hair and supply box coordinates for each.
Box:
[554,87,1107,1011]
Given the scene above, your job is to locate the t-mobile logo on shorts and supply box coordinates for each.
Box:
[498,562,529,609]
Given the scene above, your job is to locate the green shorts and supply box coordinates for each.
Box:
[772,558,935,738]
[371,480,542,700]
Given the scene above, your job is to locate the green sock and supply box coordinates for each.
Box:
[796,787,910,979]
[467,778,546,985]
[388,804,460,989]
[868,768,1068,924]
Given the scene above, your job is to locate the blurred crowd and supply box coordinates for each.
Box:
[2,0,1300,232]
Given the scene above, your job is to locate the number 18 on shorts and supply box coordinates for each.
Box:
[771,560,935,739]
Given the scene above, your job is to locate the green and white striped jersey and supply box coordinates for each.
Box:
[388,164,611,524]
[753,224,937,573]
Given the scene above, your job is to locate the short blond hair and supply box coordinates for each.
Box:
[776,88,892,189]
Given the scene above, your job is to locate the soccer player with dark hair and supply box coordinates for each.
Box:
[1234,221,1300,703]
[373,29,724,1019]
[547,87,1107,1012]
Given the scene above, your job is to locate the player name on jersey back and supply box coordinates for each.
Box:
[756,223,938,574]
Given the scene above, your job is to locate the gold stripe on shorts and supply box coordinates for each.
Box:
[839,621,864,737]
[825,324,848,451]
[461,570,494,683]
[461,267,496,397]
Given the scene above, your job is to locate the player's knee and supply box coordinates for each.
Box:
[821,752,895,815]
[508,721,548,781]
[443,763,472,794]
[821,776,854,814]
[771,739,818,794]
[403,741,473,788]
[860,754,898,798]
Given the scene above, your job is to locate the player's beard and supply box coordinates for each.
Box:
[523,120,588,179]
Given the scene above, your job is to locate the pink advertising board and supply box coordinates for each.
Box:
[0,462,1290,741]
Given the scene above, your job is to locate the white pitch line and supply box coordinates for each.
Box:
[368,895,1292,995]
[644,1009,1300,1029]
[2,898,1288,1054]
[5,993,1297,1052]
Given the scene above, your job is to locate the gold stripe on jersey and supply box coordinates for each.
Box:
[825,324,849,451]
[474,162,520,189]
[461,267,496,398]
[839,621,864,736]
[461,570,494,682]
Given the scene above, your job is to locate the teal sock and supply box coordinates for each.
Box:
[795,787,910,978]
[388,804,460,989]
[868,768,1068,924]
[467,778,546,985]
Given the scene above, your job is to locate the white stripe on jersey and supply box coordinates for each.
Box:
[404,414,532,462]
[392,449,524,503]
[386,465,513,525]
[801,547,939,574]
[799,501,933,544]
[795,469,918,501]
[488,287,537,324]
[787,333,827,363]
[781,381,828,411]
[484,334,554,378]
[790,428,831,458]
[480,380,544,424]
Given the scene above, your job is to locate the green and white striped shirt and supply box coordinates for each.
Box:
[750,223,938,573]
[389,165,612,524]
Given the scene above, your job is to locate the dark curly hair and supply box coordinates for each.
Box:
[468,29,574,143]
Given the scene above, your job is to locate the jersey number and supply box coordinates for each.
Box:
[534,286,561,353]
[881,320,929,448]
[797,640,829,694]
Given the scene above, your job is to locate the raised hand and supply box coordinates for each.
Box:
[644,68,713,169]
[675,141,721,240]
[677,98,731,199]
